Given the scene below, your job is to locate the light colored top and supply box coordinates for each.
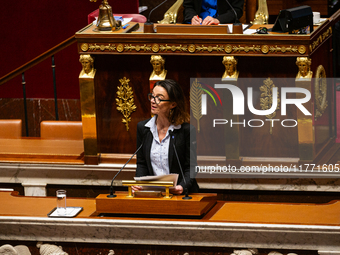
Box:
[145,116,180,176]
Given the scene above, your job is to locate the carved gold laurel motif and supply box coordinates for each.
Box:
[260,78,280,134]
[83,43,304,55]
[309,27,332,52]
[314,65,328,120]
[190,79,204,132]
[116,77,137,131]
[268,45,298,53]
[233,45,261,53]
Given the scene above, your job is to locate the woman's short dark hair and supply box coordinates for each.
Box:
[153,79,190,125]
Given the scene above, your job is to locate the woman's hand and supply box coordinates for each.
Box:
[170,185,184,195]
[202,16,220,25]
[191,15,202,25]
[131,186,143,192]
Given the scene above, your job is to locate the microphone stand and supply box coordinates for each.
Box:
[225,0,243,34]
[144,0,168,33]
[107,143,143,198]
[170,131,192,200]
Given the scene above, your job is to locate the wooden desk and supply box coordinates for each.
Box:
[0,138,84,164]
[2,190,340,253]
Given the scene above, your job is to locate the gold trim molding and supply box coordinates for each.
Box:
[309,27,332,52]
[80,42,307,55]
[116,77,137,131]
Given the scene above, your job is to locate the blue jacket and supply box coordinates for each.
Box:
[183,0,244,24]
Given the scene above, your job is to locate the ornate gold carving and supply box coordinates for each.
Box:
[188,44,196,53]
[260,78,280,134]
[82,43,303,55]
[269,45,298,53]
[157,0,182,24]
[152,44,160,52]
[116,77,137,131]
[296,57,312,79]
[79,55,98,158]
[79,55,95,77]
[159,44,188,52]
[150,55,167,81]
[252,0,269,24]
[125,44,152,52]
[222,56,239,80]
[196,45,225,52]
[310,27,332,52]
[261,45,269,54]
[88,43,116,51]
[81,43,89,52]
[233,45,261,53]
[298,45,306,54]
[225,45,232,53]
[190,79,204,132]
[117,44,124,52]
[314,65,328,120]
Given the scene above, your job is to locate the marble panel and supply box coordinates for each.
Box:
[1,217,340,252]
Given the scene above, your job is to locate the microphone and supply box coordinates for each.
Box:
[169,130,192,200]
[147,0,168,23]
[107,143,143,198]
[144,0,168,33]
[225,0,243,34]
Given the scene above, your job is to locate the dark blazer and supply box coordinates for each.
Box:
[183,0,244,24]
[136,119,199,194]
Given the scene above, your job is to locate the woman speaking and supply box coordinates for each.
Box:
[133,79,199,194]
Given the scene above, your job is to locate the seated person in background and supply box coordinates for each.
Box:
[183,0,244,25]
[133,79,199,195]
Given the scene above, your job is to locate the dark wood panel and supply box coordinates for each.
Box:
[94,54,228,155]
[267,0,329,15]
[238,77,299,157]
[310,35,335,155]
[94,54,304,158]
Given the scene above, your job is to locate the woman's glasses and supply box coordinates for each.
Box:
[148,93,171,104]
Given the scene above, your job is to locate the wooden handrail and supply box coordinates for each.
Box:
[0,35,77,86]
[329,8,340,26]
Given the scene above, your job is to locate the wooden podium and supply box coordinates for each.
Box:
[94,192,217,217]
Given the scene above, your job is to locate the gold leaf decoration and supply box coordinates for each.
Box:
[314,65,328,120]
[190,79,204,132]
[116,77,137,131]
[260,78,280,134]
